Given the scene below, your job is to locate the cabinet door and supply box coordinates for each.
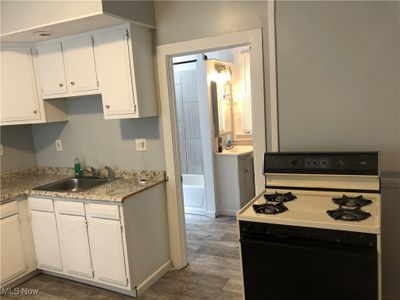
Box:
[0,214,27,284]
[36,42,67,97]
[87,217,128,286]
[93,29,137,118]
[0,46,41,123]
[63,35,98,93]
[57,214,93,278]
[30,210,62,271]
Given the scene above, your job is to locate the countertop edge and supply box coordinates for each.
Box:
[27,178,166,203]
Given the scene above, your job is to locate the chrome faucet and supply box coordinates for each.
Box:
[85,167,99,177]
[104,166,114,182]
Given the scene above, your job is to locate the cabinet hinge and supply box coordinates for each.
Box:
[96,79,99,87]
[92,270,95,277]
[134,103,137,113]
[91,35,94,46]
[120,224,123,232]
[126,277,129,285]
[85,220,88,228]
[125,29,129,39]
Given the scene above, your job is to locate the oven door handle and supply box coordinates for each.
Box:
[239,237,375,255]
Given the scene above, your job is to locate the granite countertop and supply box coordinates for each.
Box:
[1,167,166,204]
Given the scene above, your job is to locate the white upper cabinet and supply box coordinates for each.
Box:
[36,42,68,97]
[93,24,158,119]
[0,46,42,124]
[62,35,98,93]
[94,28,137,117]
[36,35,99,99]
[1,23,158,125]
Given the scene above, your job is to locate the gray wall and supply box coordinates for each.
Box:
[154,0,276,150]
[32,95,165,171]
[154,2,400,299]
[276,1,400,175]
[1,125,37,173]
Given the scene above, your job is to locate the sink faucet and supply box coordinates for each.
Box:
[104,166,114,182]
[85,167,99,177]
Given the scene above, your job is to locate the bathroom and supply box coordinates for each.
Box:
[172,45,255,218]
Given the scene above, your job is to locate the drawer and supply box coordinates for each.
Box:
[86,203,120,220]
[28,197,54,212]
[0,201,18,219]
[55,200,85,216]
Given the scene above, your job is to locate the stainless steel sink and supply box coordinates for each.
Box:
[34,177,108,193]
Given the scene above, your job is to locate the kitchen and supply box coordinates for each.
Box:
[1,1,399,300]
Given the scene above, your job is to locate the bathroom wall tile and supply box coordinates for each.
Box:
[186,139,204,174]
[180,156,188,174]
[177,121,186,155]
[184,102,201,139]
[181,70,198,103]
[174,84,184,121]
[174,70,181,84]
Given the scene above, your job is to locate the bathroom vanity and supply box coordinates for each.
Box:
[215,146,255,216]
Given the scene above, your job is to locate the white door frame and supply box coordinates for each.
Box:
[157,28,278,269]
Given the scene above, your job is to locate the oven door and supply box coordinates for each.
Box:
[240,232,377,300]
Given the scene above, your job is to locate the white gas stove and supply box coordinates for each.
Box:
[237,152,381,300]
[239,173,381,234]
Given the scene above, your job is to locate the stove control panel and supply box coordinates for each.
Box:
[264,152,379,175]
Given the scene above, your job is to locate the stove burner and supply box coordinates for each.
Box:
[327,206,371,222]
[332,195,372,207]
[253,202,288,215]
[264,192,297,203]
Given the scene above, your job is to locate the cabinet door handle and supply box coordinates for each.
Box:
[59,83,64,87]
[33,110,37,114]
[70,81,75,86]
[105,105,110,109]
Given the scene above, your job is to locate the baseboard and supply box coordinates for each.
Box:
[41,270,136,297]
[136,260,171,296]
[218,209,238,216]
[206,210,216,218]
[1,269,40,291]
[184,207,207,216]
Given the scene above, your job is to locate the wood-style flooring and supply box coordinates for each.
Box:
[3,214,243,299]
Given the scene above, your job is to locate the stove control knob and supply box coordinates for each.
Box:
[339,160,345,167]
[291,160,298,166]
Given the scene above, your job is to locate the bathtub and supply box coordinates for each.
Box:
[182,174,206,215]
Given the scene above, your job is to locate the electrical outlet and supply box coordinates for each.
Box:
[136,138,147,151]
[56,139,63,152]
[0,144,3,156]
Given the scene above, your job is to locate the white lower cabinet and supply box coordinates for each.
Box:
[56,214,93,279]
[87,217,128,286]
[28,185,170,297]
[1,199,37,287]
[30,210,63,272]
[0,214,27,284]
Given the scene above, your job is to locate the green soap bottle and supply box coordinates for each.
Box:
[74,157,83,178]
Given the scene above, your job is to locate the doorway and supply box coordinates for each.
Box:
[157,29,278,269]
[172,46,256,219]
